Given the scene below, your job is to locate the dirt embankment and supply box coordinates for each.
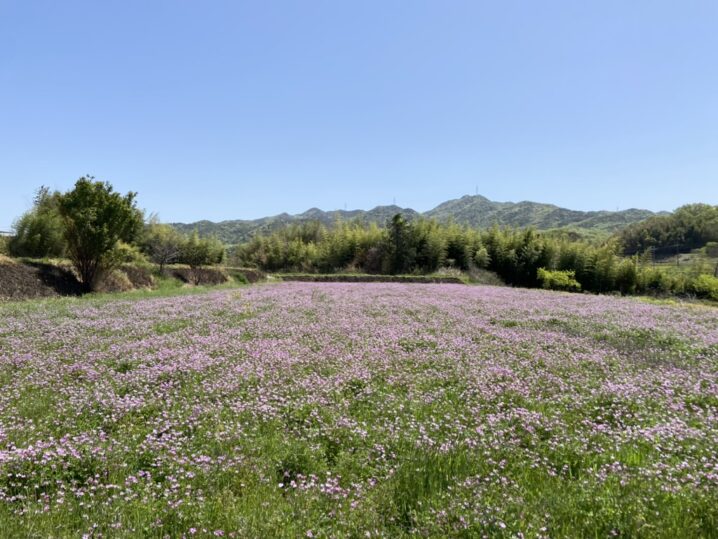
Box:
[0,259,83,299]
[0,260,156,300]
[168,267,265,285]
[226,268,265,283]
[169,267,230,286]
[0,258,273,301]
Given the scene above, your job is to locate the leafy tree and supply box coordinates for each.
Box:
[474,245,491,269]
[443,222,473,270]
[413,219,446,272]
[514,229,552,287]
[142,219,184,273]
[384,213,415,274]
[318,221,357,271]
[614,258,639,294]
[179,231,225,284]
[8,186,65,258]
[349,223,383,273]
[57,177,143,292]
[618,204,718,256]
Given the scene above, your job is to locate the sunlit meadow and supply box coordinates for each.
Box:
[1,283,717,538]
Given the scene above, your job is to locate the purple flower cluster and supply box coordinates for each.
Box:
[0,283,717,536]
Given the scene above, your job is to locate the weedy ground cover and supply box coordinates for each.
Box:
[0,283,717,537]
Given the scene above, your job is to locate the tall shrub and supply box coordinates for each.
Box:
[57,177,143,292]
[8,187,65,258]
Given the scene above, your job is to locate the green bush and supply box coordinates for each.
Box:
[537,268,581,292]
[8,187,65,258]
[638,268,687,296]
[108,241,150,266]
[57,177,143,292]
[689,274,718,301]
[614,258,639,294]
[0,236,8,256]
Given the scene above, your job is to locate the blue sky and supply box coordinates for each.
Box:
[1,0,716,230]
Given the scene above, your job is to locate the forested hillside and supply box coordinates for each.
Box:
[172,195,658,244]
[617,203,718,256]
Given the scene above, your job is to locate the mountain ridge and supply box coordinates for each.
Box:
[171,194,661,244]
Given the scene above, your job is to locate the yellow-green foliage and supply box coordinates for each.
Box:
[8,187,66,258]
[537,268,581,292]
[110,241,150,266]
[140,221,184,270]
[637,267,687,296]
[179,231,225,269]
[690,274,718,301]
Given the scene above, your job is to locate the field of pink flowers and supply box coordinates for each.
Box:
[1,282,718,537]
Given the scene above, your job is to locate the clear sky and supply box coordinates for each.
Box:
[1,1,717,230]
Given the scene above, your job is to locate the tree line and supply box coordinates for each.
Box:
[3,179,716,301]
[232,213,718,300]
[4,179,224,291]
[617,203,718,256]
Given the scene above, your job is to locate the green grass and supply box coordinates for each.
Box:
[0,274,246,312]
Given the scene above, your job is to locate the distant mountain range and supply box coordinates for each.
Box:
[171,195,661,244]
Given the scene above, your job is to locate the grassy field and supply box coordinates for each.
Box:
[1,283,717,537]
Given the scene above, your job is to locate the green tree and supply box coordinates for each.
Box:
[57,177,143,292]
[8,186,65,258]
[179,231,225,284]
[474,245,491,269]
[384,213,415,274]
[615,257,639,294]
[618,204,718,256]
[141,219,184,273]
[413,219,446,272]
